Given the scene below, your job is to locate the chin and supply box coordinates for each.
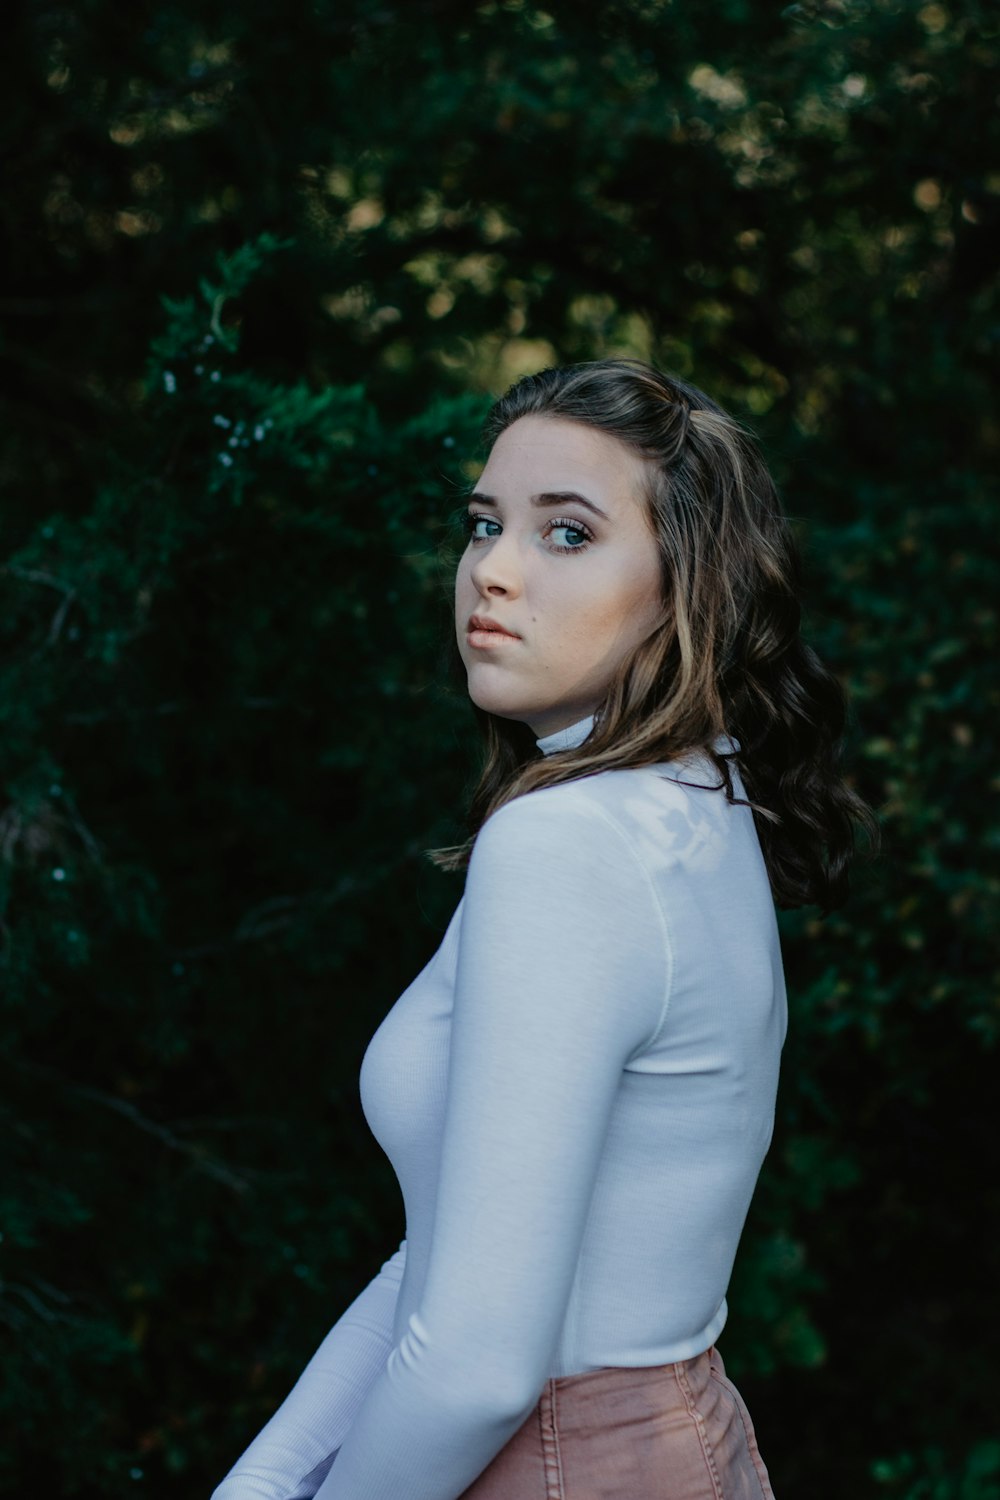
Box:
[466,682,534,724]
[470,694,530,721]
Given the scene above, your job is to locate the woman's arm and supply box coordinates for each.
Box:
[312,789,669,1499]
[210,1239,406,1500]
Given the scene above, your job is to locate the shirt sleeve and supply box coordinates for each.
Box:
[313,789,670,1500]
[210,1239,407,1499]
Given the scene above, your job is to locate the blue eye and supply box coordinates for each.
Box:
[547,520,592,553]
[460,513,594,555]
[461,513,501,542]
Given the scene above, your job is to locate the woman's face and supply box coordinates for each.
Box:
[454,414,668,739]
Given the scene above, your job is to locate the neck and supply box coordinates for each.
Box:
[534,712,596,757]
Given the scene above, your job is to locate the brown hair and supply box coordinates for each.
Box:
[426,358,880,912]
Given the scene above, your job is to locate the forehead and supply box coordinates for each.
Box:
[481,415,649,507]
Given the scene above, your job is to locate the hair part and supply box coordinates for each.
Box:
[427,358,880,913]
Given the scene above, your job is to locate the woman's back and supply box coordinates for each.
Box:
[209,358,877,1499]
[356,718,787,1450]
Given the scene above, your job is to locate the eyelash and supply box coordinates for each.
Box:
[460,512,594,555]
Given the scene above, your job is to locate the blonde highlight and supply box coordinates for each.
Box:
[427,358,880,912]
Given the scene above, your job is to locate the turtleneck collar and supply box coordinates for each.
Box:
[535,712,596,757]
[534,713,741,761]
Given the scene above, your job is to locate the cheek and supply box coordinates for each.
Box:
[632,571,667,626]
[454,554,473,598]
[575,582,663,656]
[541,593,624,657]
[618,548,666,621]
[567,563,659,631]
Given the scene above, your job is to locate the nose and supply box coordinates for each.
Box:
[468,530,523,599]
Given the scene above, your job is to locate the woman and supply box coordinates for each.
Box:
[211,359,879,1499]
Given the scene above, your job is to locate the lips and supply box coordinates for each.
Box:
[467,614,520,639]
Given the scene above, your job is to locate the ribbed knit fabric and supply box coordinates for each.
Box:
[211,713,787,1500]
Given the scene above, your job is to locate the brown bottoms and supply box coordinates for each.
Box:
[459,1344,775,1500]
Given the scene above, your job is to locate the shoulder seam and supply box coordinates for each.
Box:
[572,795,675,1057]
[476,784,675,1054]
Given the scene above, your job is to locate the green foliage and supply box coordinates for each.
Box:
[2,1,997,1495]
[873,1441,1000,1500]
[0,235,487,1492]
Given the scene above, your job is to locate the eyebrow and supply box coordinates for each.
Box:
[467,490,611,522]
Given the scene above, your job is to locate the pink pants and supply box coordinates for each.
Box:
[458,1344,776,1499]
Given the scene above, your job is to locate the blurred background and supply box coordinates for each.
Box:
[2,2,998,1495]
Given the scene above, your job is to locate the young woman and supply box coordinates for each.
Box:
[211,359,879,1499]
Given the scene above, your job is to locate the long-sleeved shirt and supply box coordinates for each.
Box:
[211,712,787,1499]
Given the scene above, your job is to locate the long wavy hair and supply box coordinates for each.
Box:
[426,358,880,913]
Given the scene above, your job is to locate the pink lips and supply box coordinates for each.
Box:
[467,613,520,648]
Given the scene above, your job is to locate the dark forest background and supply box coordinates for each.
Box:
[2,1,998,1495]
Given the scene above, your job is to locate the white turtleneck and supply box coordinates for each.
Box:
[211,713,787,1500]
